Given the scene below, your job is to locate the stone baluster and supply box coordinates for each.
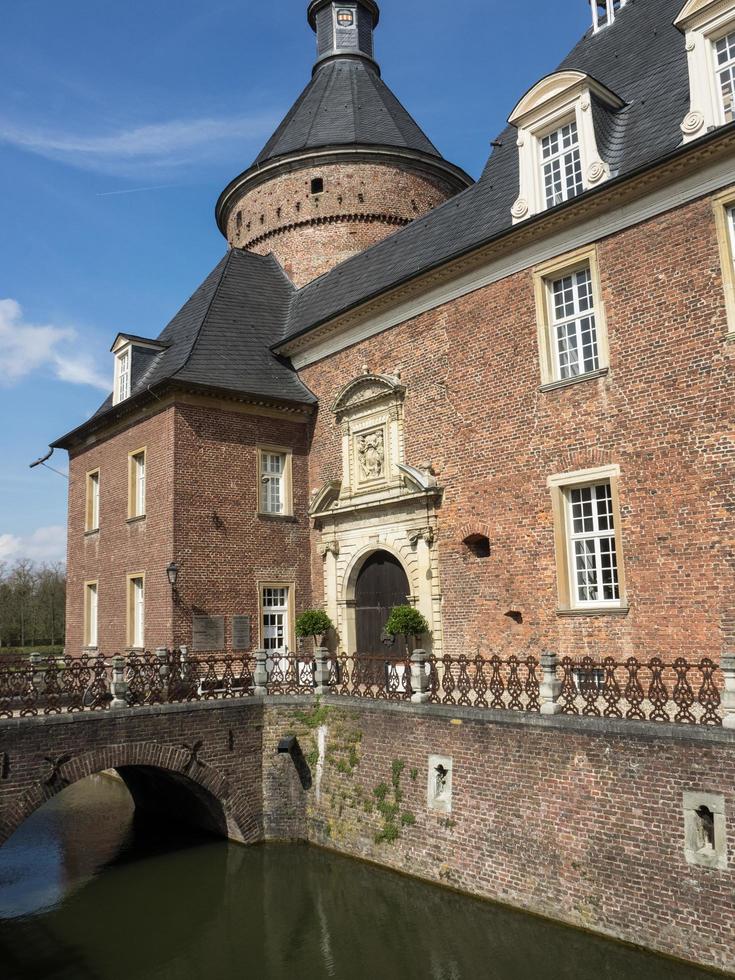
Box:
[539,651,562,716]
[254,650,269,696]
[314,649,333,696]
[155,647,170,700]
[411,650,430,705]
[29,652,46,695]
[722,653,735,730]
[110,656,130,709]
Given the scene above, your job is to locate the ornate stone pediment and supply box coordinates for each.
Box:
[309,480,341,517]
[332,373,405,418]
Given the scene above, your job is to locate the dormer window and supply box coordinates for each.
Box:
[676,1,735,142]
[716,30,735,123]
[591,0,627,33]
[509,71,624,223]
[541,121,584,208]
[114,347,131,404]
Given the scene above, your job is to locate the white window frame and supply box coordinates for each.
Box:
[86,469,100,532]
[533,245,610,389]
[84,581,98,648]
[128,448,146,519]
[677,1,735,142]
[565,482,620,607]
[509,72,623,224]
[540,120,584,209]
[548,266,600,379]
[128,574,145,649]
[548,466,627,614]
[590,0,628,33]
[715,29,735,124]
[113,346,131,405]
[257,446,293,517]
[259,585,294,654]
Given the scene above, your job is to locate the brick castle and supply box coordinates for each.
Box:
[52,0,735,665]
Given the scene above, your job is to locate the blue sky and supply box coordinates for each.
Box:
[0,0,591,565]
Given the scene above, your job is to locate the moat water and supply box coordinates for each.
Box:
[0,776,719,980]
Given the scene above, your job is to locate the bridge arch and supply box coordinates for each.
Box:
[0,741,259,848]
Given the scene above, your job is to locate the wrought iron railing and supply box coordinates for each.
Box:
[0,648,729,728]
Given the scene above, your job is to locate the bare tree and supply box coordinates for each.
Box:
[0,560,66,650]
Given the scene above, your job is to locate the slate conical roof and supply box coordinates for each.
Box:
[253,56,443,167]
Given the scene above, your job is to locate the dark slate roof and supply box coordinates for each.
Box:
[53,250,315,446]
[253,57,443,166]
[281,0,698,343]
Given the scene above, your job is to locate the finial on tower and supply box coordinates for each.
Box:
[308,1,381,72]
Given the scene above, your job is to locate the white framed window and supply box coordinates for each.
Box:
[712,190,735,337]
[84,581,98,648]
[261,586,290,653]
[541,121,584,208]
[591,0,628,33]
[128,575,145,649]
[716,30,735,123]
[86,469,100,532]
[508,71,622,223]
[677,2,735,141]
[114,348,131,404]
[566,483,620,606]
[548,465,627,613]
[258,446,293,516]
[128,449,146,519]
[549,267,599,379]
[533,246,609,388]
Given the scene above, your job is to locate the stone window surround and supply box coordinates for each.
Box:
[127,447,147,521]
[683,790,728,870]
[676,0,735,142]
[257,580,296,653]
[509,71,624,225]
[533,244,610,389]
[83,580,98,649]
[427,754,453,814]
[547,465,628,615]
[712,186,735,337]
[126,572,146,651]
[85,468,100,533]
[256,444,294,518]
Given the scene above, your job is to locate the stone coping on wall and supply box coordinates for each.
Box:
[3,695,735,748]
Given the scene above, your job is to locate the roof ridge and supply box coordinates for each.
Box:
[172,251,234,381]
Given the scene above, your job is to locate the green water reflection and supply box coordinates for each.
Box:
[0,777,720,980]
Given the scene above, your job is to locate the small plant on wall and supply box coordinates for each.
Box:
[295,609,335,649]
[384,606,429,653]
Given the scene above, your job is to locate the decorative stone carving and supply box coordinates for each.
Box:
[587,160,606,183]
[357,430,385,481]
[680,110,705,136]
[409,527,435,547]
[332,373,405,417]
[321,541,340,559]
[511,197,529,219]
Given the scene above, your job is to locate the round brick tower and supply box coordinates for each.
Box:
[215,1,473,287]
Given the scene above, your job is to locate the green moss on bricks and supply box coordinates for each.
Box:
[401,811,416,827]
[410,767,419,782]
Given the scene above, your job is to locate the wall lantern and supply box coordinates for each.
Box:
[166,562,180,589]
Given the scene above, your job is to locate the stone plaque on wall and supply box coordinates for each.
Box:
[192,615,225,652]
[232,615,252,651]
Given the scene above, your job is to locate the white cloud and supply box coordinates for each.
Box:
[0,526,66,564]
[0,114,277,177]
[0,298,109,391]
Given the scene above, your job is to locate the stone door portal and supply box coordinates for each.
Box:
[354,552,410,655]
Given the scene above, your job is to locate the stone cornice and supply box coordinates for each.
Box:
[242,212,410,251]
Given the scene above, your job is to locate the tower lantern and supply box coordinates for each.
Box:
[308,0,380,71]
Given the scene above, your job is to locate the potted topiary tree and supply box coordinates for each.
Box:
[295,609,335,650]
[384,606,429,654]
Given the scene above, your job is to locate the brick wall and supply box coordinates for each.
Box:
[171,401,314,652]
[225,162,457,286]
[66,407,176,655]
[299,192,735,662]
[264,698,735,975]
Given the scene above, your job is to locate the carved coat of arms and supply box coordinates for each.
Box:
[357,431,385,481]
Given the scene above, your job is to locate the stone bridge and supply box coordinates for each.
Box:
[0,699,270,847]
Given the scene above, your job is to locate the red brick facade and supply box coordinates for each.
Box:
[300,191,735,663]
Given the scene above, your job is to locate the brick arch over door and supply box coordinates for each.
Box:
[0,741,260,848]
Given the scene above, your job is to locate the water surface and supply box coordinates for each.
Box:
[0,776,719,980]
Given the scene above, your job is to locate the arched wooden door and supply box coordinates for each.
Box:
[354,552,410,655]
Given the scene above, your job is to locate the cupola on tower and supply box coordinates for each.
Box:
[215,1,473,287]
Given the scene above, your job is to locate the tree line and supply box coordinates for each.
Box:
[0,560,66,650]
